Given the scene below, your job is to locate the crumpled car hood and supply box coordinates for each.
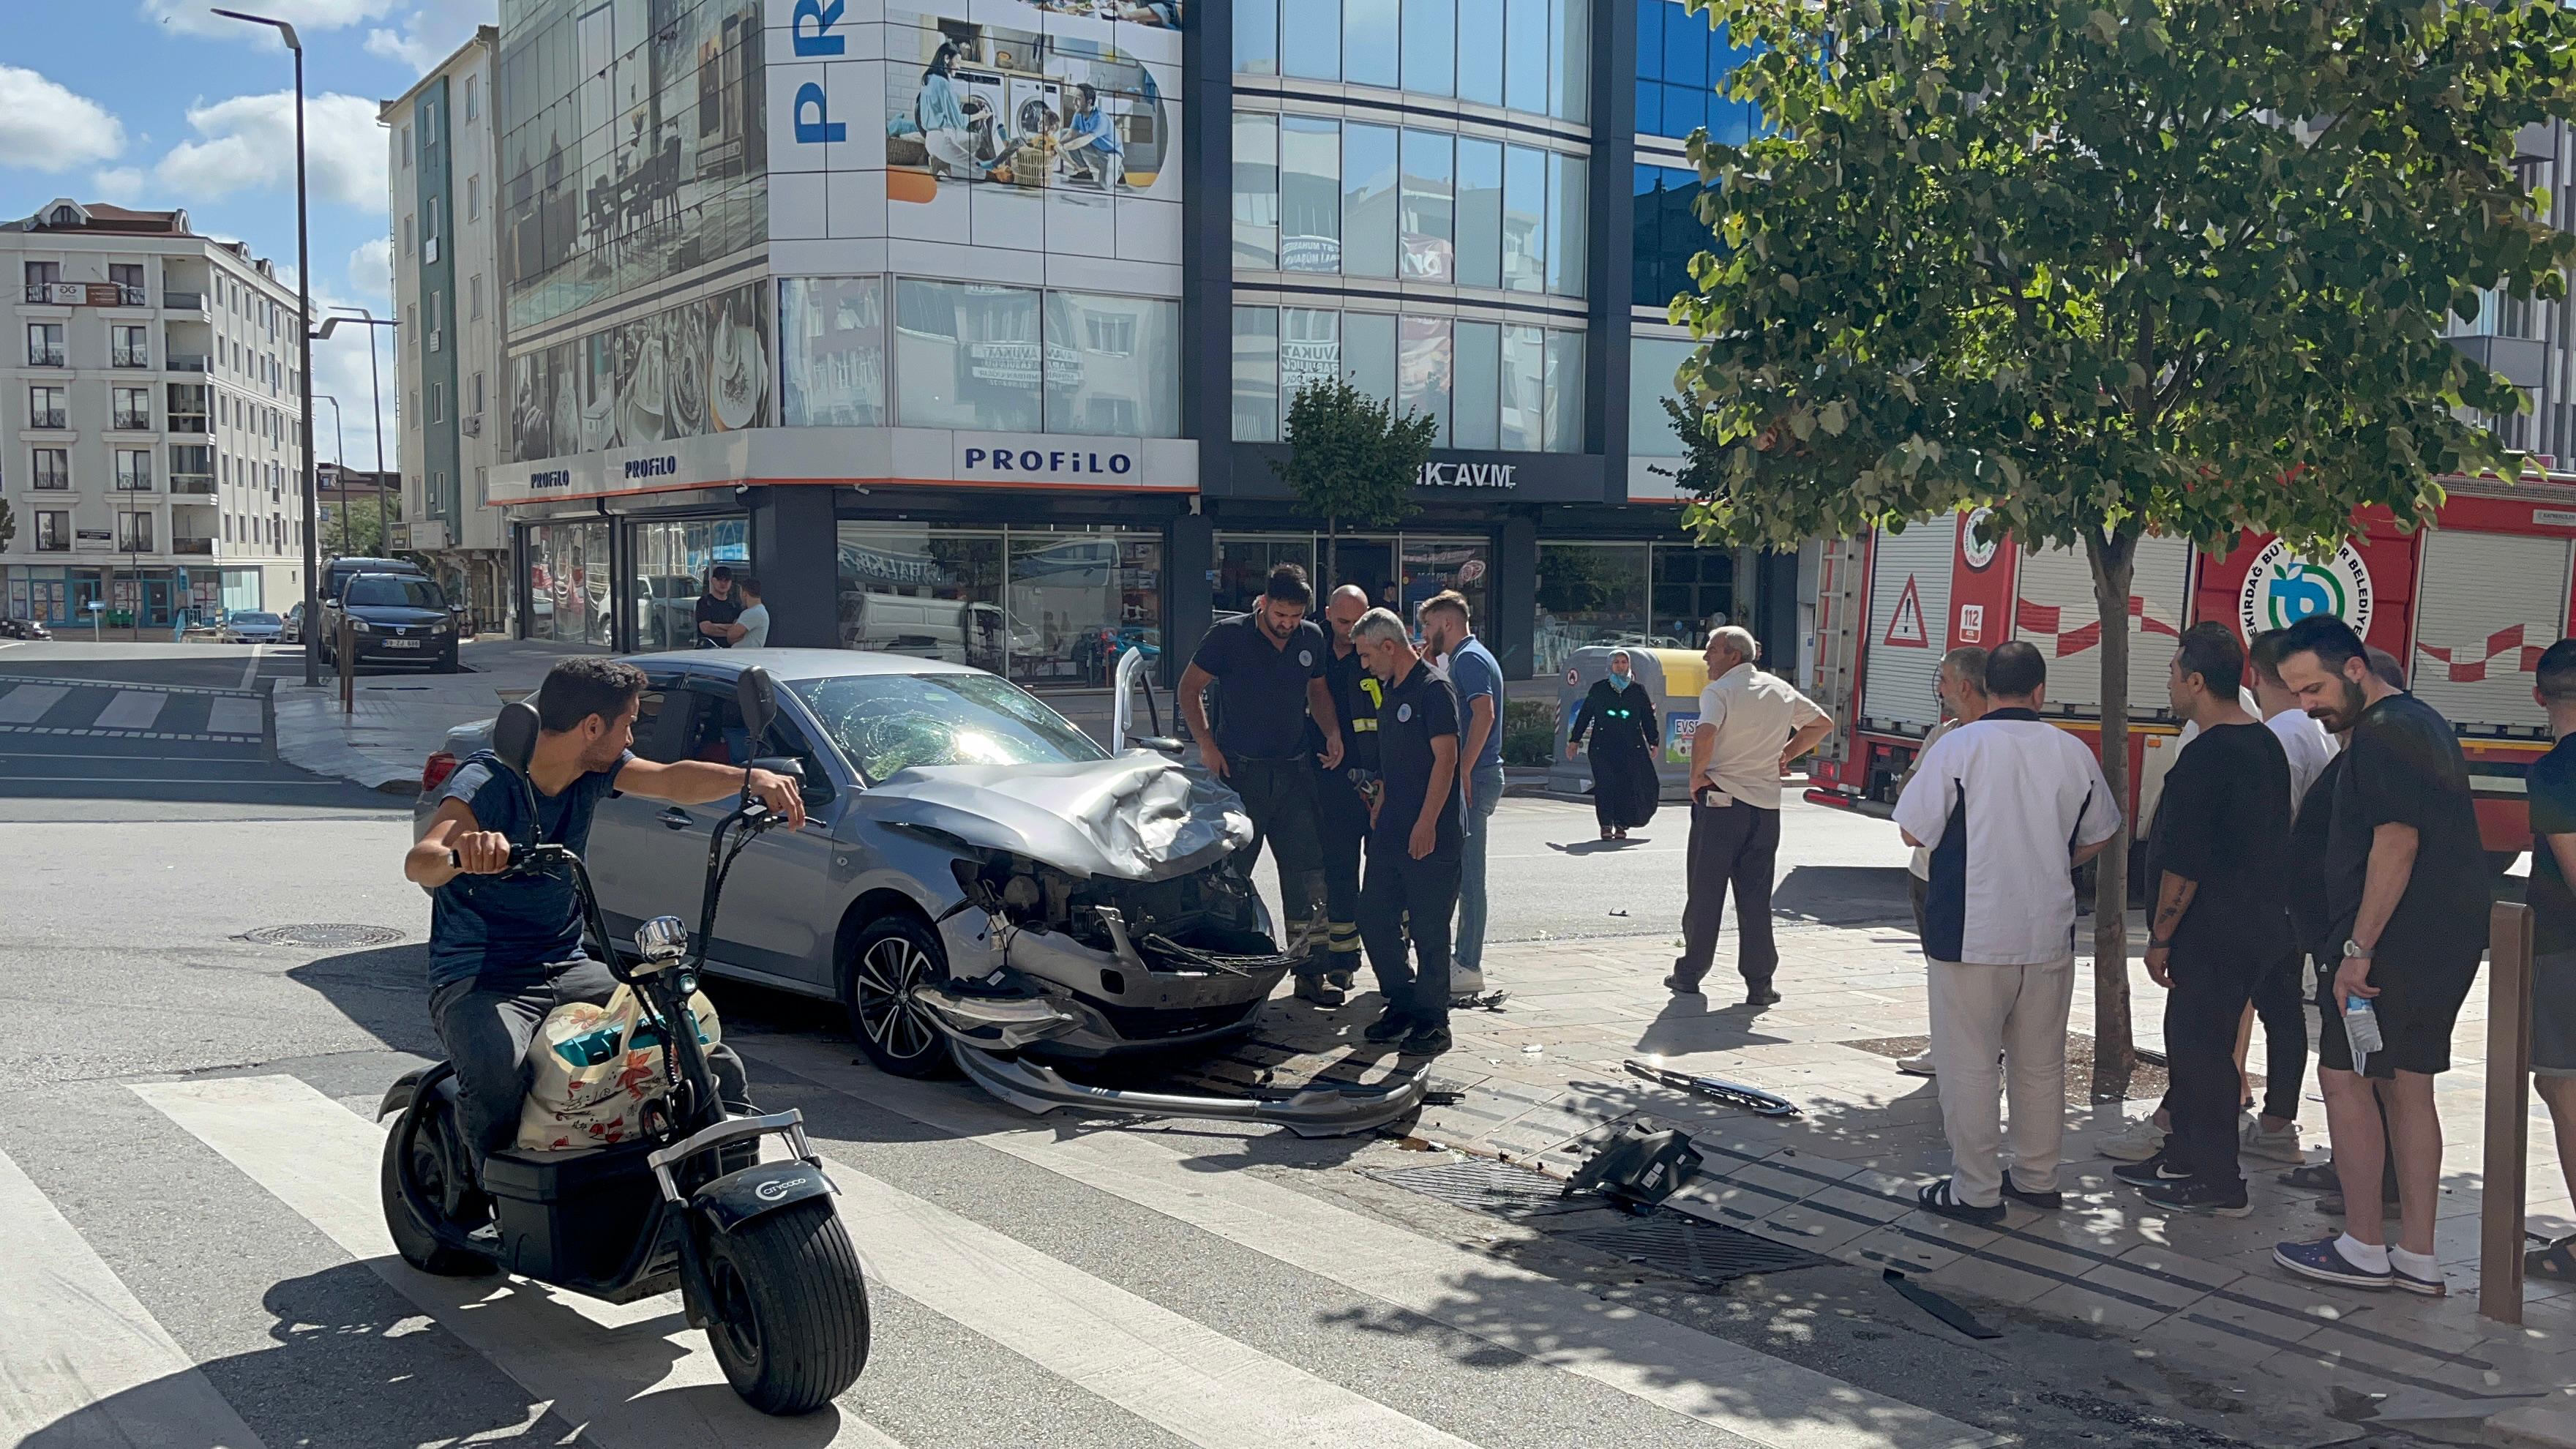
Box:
[861,753,1254,881]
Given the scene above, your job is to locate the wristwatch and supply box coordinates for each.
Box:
[2343,939,2374,960]
[2147,937,2172,951]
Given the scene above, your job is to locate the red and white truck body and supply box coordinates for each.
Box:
[1805,473,2576,860]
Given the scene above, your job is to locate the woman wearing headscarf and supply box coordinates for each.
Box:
[1565,648,1660,839]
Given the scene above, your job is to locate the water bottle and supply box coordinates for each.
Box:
[2344,996,2385,1056]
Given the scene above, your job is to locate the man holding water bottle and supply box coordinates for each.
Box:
[2271,615,2489,1295]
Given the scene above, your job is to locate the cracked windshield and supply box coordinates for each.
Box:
[790,673,1107,780]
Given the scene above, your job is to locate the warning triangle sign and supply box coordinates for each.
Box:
[1884,574,1931,648]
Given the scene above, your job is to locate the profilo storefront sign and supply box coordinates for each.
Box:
[486,427,1196,504]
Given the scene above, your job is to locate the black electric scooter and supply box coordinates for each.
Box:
[378,667,869,1415]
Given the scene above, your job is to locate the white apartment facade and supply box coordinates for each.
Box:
[1,201,308,626]
[383,25,511,632]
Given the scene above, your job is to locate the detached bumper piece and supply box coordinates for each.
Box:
[1623,1059,1801,1117]
[948,1042,1431,1139]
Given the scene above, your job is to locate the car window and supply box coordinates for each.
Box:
[242,613,280,626]
[345,577,447,609]
[790,672,1107,782]
[680,680,836,798]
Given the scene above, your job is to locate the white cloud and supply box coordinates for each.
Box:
[141,0,397,40]
[364,0,492,71]
[92,168,147,204]
[155,91,388,209]
[0,67,127,173]
[347,238,392,310]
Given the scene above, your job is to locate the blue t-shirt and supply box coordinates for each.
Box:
[426,749,632,987]
[1446,635,1505,774]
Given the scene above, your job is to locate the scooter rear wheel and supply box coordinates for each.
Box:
[380,1103,497,1278]
[701,1197,870,1415]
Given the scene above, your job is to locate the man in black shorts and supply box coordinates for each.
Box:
[2271,615,2489,1294]
[1179,563,1345,1003]
[2522,639,2576,1281]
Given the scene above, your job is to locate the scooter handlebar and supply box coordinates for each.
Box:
[443,842,565,874]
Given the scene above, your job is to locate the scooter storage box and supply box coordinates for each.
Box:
[482,1142,663,1285]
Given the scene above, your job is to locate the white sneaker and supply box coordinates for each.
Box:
[2241,1116,2304,1164]
[2099,1115,2168,1162]
[1895,1052,1937,1077]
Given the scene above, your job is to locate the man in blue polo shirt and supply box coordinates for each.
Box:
[1418,589,1502,1002]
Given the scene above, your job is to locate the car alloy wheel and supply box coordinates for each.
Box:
[843,916,957,1078]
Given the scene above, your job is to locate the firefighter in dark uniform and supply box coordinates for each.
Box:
[1180,563,1347,1003]
[1314,584,1385,995]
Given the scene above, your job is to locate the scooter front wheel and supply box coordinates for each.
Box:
[701,1197,871,1414]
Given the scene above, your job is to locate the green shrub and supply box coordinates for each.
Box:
[1502,698,1557,767]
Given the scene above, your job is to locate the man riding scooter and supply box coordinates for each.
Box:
[402,657,806,1167]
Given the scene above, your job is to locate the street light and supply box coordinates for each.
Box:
[316,310,394,559]
[312,393,349,552]
[213,7,321,686]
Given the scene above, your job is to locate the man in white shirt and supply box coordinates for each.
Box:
[1894,640,2122,1225]
[1896,646,1988,1076]
[725,576,772,648]
[1669,626,1832,1006]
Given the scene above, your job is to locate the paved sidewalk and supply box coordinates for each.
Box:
[1236,918,2576,1442]
[272,637,587,792]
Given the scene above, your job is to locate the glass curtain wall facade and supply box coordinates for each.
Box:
[837,523,1163,689]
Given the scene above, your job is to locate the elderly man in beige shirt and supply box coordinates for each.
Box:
[1669,626,1832,1006]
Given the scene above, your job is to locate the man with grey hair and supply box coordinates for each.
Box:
[1348,606,1464,1055]
[1671,625,1832,1006]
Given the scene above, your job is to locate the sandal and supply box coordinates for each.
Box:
[1614,828,1628,839]
[2526,1235,2576,1282]
[1916,1177,2005,1227]
[1600,827,1614,841]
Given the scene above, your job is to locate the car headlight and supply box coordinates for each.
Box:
[347,618,370,634]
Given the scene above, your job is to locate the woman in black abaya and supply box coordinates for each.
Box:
[1565,649,1660,839]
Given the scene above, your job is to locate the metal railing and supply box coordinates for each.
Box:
[172,537,215,555]
[28,409,65,429]
[113,285,146,306]
[20,282,55,303]
[113,471,154,493]
[31,472,69,491]
[168,474,216,496]
[167,414,207,435]
[112,347,150,368]
[162,290,205,311]
[26,346,63,367]
[111,411,151,431]
[165,354,207,372]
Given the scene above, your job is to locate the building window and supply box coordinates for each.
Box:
[1250,0,1582,119]
[1281,306,1340,408]
[117,512,154,553]
[23,261,59,293]
[1499,324,1545,450]
[834,523,1164,692]
[1399,315,1452,443]
[113,387,151,430]
[1546,151,1588,297]
[1633,165,1709,309]
[36,511,68,551]
[402,216,414,257]
[471,370,486,414]
[1281,116,1341,273]
[425,195,441,252]
[1231,307,1278,442]
[1344,310,1399,408]
[1543,329,1584,450]
[28,386,66,429]
[1400,130,1454,280]
[1235,305,1579,450]
[464,75,478,121]
[1344,123,1401,279]
[469,273,483,320]
[1283,0,1341,79]
[32,449,69,490]
[430,382,443,423]
[1628,337,1696,457]
[893,279,1042,432]
[1402,0,1457,95]
[170,445,212,490]
[112,325,149,368]
[115,449,153,491]
[466,175,480,220]
[1238,0,1279,73]
[1044,291,1177,437]
[1456,138,1504,289]
[1502,143,1546,292]
[26,323,64,367]
[1453,320,1501,447]
[1347,0,1399,86]
[400,124,411,163]
[1233,113,1279,270]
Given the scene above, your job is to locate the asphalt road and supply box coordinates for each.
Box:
[0,647,2277,1449]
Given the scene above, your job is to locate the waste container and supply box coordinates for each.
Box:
[1544,646,1709,804]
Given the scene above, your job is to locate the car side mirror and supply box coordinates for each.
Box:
[493,700,541,777]
[1131,735,1185,755]
[735,665,777,744]
[748,755,804,782]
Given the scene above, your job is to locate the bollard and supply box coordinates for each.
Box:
[2481,899,2535,1325]
[337,619,356,715]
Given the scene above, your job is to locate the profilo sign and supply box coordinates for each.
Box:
[1419,461,1517,489]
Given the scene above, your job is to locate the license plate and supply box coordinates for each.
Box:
[384,638,422,649]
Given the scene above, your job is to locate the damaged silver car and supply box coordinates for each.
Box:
[416,649,1423,1137]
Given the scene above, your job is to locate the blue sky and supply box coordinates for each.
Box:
[2,0,493,471]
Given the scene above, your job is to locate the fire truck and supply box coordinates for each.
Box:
[1801,472,2576,869]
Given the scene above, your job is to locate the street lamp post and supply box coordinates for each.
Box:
[318,311,395,559]
[312,393,349,552]
[214,7,320,686]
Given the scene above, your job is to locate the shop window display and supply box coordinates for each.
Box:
[524,519,615,648]
[630,518,751,651]
[836,523,1161,689]
[1534,542,1649,672]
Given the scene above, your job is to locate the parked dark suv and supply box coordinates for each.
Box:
[320,572,460,672]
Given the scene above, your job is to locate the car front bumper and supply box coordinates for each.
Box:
[345,634,456,661]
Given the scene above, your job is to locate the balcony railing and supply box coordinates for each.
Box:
[112,347,150,368]
[32,475,69,491]
[21,282,56,304]
[162,290,205,311]
[113,473,154,493]
[113,285,146,306]
[111,411,151,431]
[28,410,65,430]
[26,346,64,367]
[165,354,207,372]
[168,413,208,435]
[169,474,216,496]
[172,538,214,555]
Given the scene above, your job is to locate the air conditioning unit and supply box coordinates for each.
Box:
[460,412,482,436]
[428,329,443,353]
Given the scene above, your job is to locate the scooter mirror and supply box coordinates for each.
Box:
[493,700,542,777]
[634,915,688,963]
[735,666,778,748]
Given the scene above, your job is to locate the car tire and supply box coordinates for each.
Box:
[841,915,958,1079]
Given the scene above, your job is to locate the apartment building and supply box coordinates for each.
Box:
[383,24,512,632]
[1,201,307,626]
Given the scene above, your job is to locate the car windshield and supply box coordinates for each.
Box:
[239,613,280,626]
[345,577,444,609]
[789,672,1107,782]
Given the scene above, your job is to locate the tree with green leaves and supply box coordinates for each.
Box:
[1666,0,2576,1068]
[1272,376,1436,589]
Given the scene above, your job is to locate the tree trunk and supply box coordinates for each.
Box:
[1327,514,1339,591]
[2084,528,2138,1077]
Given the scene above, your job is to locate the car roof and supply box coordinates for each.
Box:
[328,556,424,572]
[621,647,986,681]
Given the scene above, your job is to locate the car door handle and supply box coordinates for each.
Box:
[657,808,694,830]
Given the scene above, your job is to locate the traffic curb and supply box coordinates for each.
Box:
[2488,1402,2576,1448]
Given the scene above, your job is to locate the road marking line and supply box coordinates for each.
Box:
[0,675,255,697]
[237,645,261,692]
[0,1140,269,1448]
[206,696,261,735]
[130,1076,906,1449]
[93,692,169,732]
[0,684,68,724]
[751,1038,1999,1449]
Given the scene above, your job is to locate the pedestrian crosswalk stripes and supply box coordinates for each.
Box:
[0,1142,268,1449]
[0,1060,1976,1449]
[0,679,259,741]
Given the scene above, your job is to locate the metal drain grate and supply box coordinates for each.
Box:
[242,924,406,949]
[1565,1215,1832,1285]
[1372,1158,1595,1219]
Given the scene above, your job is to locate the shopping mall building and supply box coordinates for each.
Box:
[466,0,1811,690]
